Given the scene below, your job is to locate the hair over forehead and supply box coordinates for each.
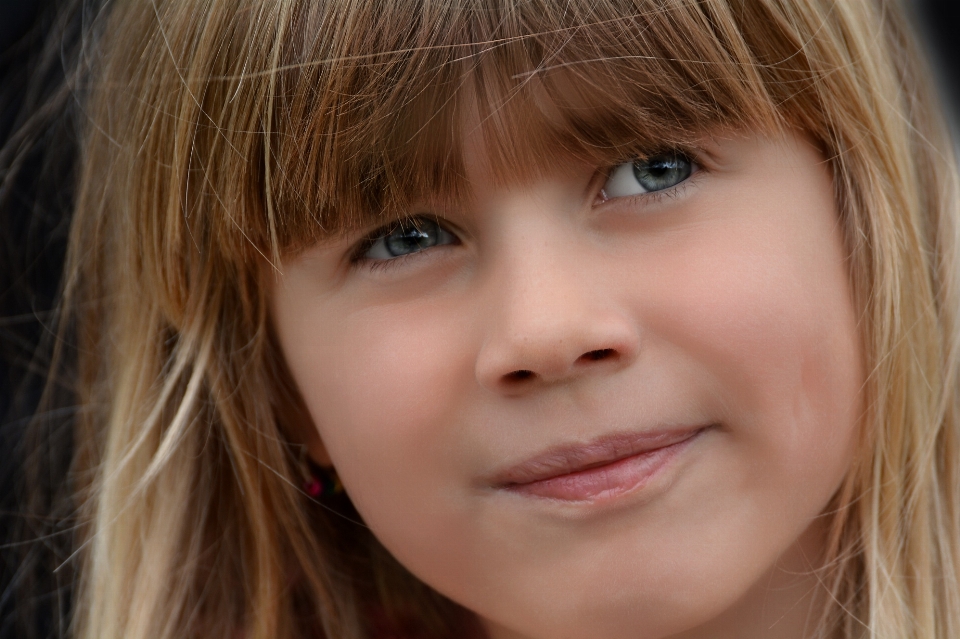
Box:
[106,0,842,265]
[253,0,809,249]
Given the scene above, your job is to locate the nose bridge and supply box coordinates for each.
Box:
[474,202,639,393]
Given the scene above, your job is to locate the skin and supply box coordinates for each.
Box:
[270,128,864,639]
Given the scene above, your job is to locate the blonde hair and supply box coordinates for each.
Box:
[66,1,960,637]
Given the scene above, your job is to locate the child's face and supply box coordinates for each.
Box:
[271,128,863,638]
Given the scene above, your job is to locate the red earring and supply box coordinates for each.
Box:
[303,462,344,497]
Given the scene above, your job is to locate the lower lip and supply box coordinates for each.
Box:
[504,430,703,502]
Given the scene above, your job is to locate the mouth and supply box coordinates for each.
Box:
[491,425,711,502]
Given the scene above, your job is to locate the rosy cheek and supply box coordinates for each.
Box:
[624,186,860,489]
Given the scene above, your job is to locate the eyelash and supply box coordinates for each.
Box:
[354,247,425,273]
[350,218,457,273]
[600,169,701,207]
[598,149,700,201]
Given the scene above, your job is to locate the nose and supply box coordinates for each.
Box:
[474,230,640,394]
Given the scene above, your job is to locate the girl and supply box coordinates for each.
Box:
[53,0,960,637]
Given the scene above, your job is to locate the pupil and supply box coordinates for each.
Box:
[648,160,672,176]
[633,154,691,192]
[385,219,440,256]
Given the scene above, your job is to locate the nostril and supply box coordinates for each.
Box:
[580,348,616,363]
[496,351,620,387]
[505,369,535,382]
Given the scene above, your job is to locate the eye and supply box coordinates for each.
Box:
[601,152,694,199]
[357,216,459,262]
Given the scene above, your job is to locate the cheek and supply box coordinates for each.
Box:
[638,179,863,520]
[284,300,475,523]
[657,236,860,427]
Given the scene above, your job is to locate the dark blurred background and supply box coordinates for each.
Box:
[1,2,81,638]
[1,1,959,638]
[916,0,960,122]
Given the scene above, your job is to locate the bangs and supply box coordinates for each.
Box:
[259,0,810,251]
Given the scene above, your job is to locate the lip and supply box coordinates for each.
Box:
[490,425,709,502]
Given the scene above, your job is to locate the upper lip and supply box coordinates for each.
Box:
[488,425,709,487]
